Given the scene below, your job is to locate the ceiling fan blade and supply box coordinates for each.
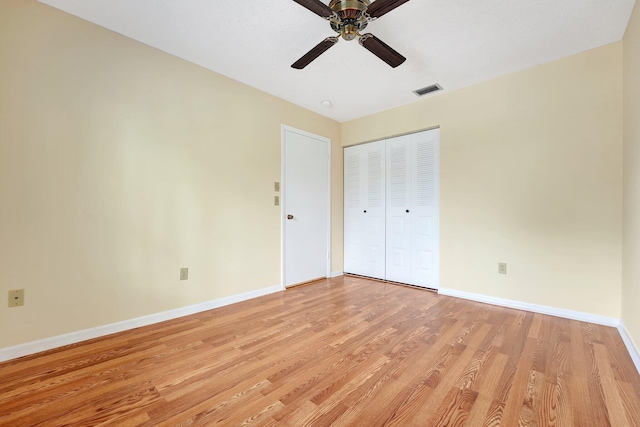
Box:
[366,0,410,18]
[292,0,334,18]
[292,37,339,69]
[359,33,406,68]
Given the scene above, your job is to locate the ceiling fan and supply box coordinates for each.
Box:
[291,0,410,69]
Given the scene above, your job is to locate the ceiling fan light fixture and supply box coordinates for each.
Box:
[341,24,359,41]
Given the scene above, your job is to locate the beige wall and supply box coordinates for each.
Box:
[0,1,343,349]
[343,44,623,318]
[0,0,629,352]
[623,3,640,350]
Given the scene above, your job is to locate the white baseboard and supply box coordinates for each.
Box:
[330,271,344,278]
[618,320,640,375]
[0,284,283,363]
[437,287,620,327]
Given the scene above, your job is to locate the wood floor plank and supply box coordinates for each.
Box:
[584,337,615,426]
[1,277,639,426]
[619,380,640,426]
[497,336,538,425]
[516,368,544,427]
[327,375,408,426]
[95,411,151,427]
[411,343,481,425]
[595,343,633,427]
[465,352,509,425]
[286,354,391,426]
[32,382,163,427]
[154,379,272,426]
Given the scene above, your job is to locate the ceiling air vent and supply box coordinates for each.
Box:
[413,84,443,97]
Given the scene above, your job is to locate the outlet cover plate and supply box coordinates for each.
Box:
[498,263,507,274]
[8,289,24,307]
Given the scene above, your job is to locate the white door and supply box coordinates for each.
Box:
[385,129,440,288]
[344,141,385,279]
[410,129,440,288]
[385,134,412,284]
[362,142,386,279]
[344,146,365,275]
[282,126,330,287]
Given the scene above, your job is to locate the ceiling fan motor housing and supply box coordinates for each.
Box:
[329,0,370,41]
[291,0,408,69]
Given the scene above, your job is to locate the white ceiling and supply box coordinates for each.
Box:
[39,0,635,122]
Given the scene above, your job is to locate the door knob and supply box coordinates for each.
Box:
[287,214,294,220]
[406,209,410,213]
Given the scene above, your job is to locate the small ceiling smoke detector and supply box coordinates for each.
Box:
[413,84,443,97]
[321,100,333,108]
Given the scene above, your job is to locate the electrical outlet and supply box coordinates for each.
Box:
[8,289,24,307]
[498,263,507,275]
[180,268,189,281]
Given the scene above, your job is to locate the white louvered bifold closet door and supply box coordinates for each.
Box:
[343,141,386,279]
[344,147,363,275]
[385,129,440,288]
[344,129,439,288]
[410,129,440,288]
[385,134,413,284]
[363,142,386,279]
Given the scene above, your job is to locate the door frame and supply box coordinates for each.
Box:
[281,125,332,289]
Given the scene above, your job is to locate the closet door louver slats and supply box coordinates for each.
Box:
[343,129,439,288]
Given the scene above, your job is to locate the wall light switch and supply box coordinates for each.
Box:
[274,182,280,192]
[180,268,189,281]
[274,196,280,206]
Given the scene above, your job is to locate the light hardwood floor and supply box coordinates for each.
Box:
[1,276,639,426]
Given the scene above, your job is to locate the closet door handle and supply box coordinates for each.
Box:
[406,210,410,213]
[287,214,294,220]
[364,210,367,213]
